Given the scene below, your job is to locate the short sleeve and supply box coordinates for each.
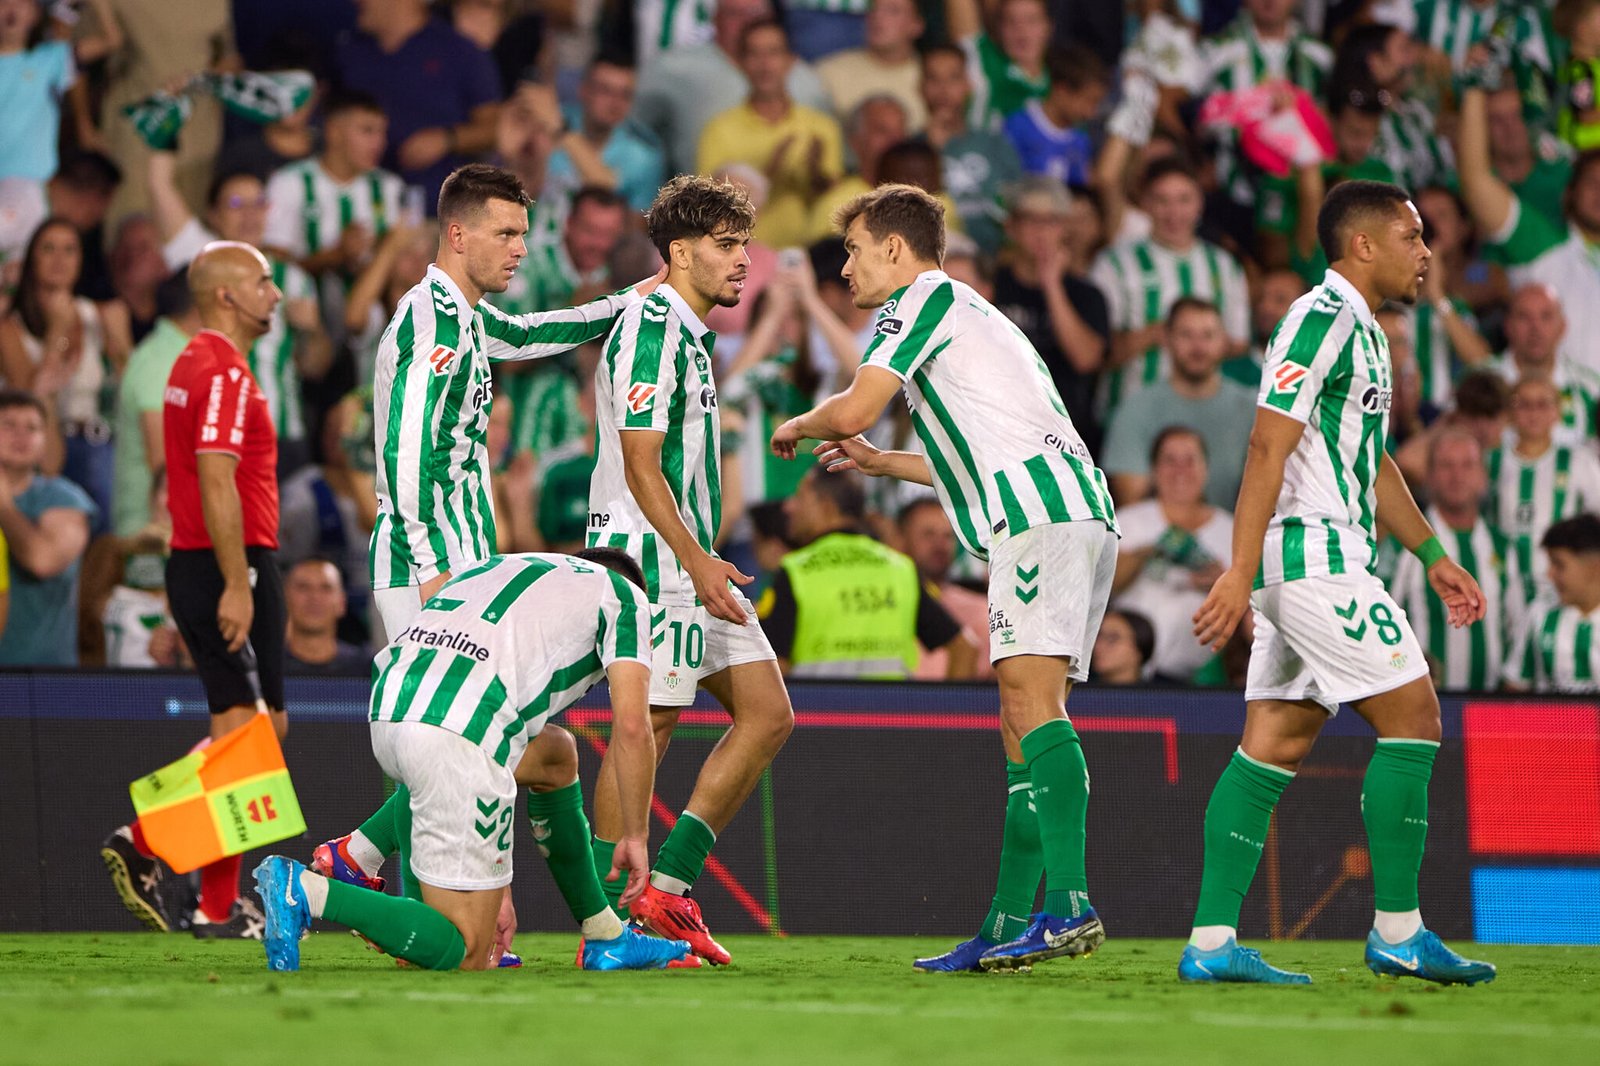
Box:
[193,366,254,460]
[1256,302,1350,425]
[162,219,214,271]
[262,168,303,255]
[860,280,954,381]
[599,571,653,667]
[48,41,75,94]
[606,301,679,432]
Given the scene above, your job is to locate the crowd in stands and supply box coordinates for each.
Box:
[0,0,1597,693]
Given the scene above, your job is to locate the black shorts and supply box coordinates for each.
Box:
[167,546,286,714]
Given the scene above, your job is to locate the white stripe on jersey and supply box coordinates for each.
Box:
[264,159,405,259]
[858,270,1117,562]
[1504,598,1600,693]
[1390,509,1518,690]
[1254,269,1393,587]
[370,553,653,767]
[371,264,633,589]
[588,282,723,607]
[1487,440,1600,603]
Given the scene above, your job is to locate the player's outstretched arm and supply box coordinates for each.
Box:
[603,660,656,908]
[812,436,934,486]
[1193,407,1304,651]
[479,267,667,363]
[620,430,753,624]
[770,365,902,458]
[1375,451,1486,627]
[1455,86,1517,243]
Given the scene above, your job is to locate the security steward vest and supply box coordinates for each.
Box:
[783,531,920,679]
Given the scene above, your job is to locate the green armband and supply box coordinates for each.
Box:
[1414,536,1447,569]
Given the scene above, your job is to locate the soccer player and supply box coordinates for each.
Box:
[770,183,1117,972]
[253,548,691,972]
[313,164,661,962]
[586,174,795,966]
[1504,514,1600,693]
[1182,180,1495,985]
[101,242,286,938]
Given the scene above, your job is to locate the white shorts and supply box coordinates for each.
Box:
[373,585,428,645]
[1245,571,1430,714]
[987,521,1117,680]
[650,589,776,707]
[369,720,517,891]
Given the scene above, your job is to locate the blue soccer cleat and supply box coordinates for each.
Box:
[1365,928,1496,985]
[579,926,692,970]
[1178,938,1312,984]
[978,909,1105,970]
[253,856,312,972]
[914,936,997,973]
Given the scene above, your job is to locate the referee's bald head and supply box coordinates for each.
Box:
[188,241,269,309]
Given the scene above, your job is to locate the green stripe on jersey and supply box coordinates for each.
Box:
[479,557,558,622]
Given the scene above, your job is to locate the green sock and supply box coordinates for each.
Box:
[526,782,613,925]
[390,785,422,902]
[651,811,716,891]
[591,837,625,916]
[1193,749,1294,928]
[1361,739,1438,912]
[978,761,1043,942]
[1020,719,1092,918]
[355,787,406,856]
[321,878,465,970]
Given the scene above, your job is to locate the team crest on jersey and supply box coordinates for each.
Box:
[427,345,457,375]
[1271,363,1308,395]
[627,383,658,414]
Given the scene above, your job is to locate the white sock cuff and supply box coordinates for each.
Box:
[298,869,330,919]
[1235,747,1296,778]
[581,909,626,942]
[1376,738,1441,748]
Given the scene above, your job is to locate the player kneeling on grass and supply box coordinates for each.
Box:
[1181,181,1494,986]
[253,548,690,972]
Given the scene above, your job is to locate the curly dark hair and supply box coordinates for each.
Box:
[645,175,756,261]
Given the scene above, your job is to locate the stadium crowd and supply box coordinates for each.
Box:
[0,0,1598,692]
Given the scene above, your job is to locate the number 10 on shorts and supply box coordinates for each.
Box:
[1334,597,1403,646]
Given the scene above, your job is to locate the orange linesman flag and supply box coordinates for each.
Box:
[129,713,305,874]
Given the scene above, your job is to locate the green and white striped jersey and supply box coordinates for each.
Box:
[588,283,723,607]
[859,270,1117,562]
[1504,597,1600,693]
[249,257,316,441]
[1088,237,1250,412]
[1486,440,1600,603]
[1388,509,1521,691]
[500,365,584,462]
[1201,17,1332,203]
[1254,269,1393,587]
[370,553,652,767]
[635,0,714,67]
[1412,0,1556,75]
[371,264,633,590]
[264,159,404,260]
[1486,353,1600,441]
[1404,298,1478,412]
[1376,99,1455,192]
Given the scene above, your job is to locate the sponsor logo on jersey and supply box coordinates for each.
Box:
[989,608,1012,634]
[1271,362,1308,395]
[589,511,611,528]
[699,385,718,410]
[164,386,189,408]
[879,298,898,319]
[876,317,903,335]
[627,383,657,414]
[427,345,457,375]
[1359,385,1393,414]
[395,624,491,662]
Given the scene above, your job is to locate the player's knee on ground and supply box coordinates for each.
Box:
[516,726,579,791]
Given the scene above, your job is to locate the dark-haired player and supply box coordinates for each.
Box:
[1183,180,1496,985]
[771,183,1117,973]
[253,548,690,972]
[585,174,794,966]
[311,164,662,967]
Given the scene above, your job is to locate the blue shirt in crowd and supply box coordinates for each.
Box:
[1004,100,1096,188]
[0,475,97,667]
[0,40,74,183]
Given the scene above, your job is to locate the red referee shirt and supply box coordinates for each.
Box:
[164,329,279,551]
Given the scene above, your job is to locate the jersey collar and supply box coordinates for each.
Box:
[195,328,244,358]
[1321,268,1376,329]
[657,282,714,344]
[425,263,473,317]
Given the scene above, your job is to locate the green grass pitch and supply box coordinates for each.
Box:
[1,934,1596,1065]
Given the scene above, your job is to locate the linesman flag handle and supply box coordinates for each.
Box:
[129,713,305,874]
